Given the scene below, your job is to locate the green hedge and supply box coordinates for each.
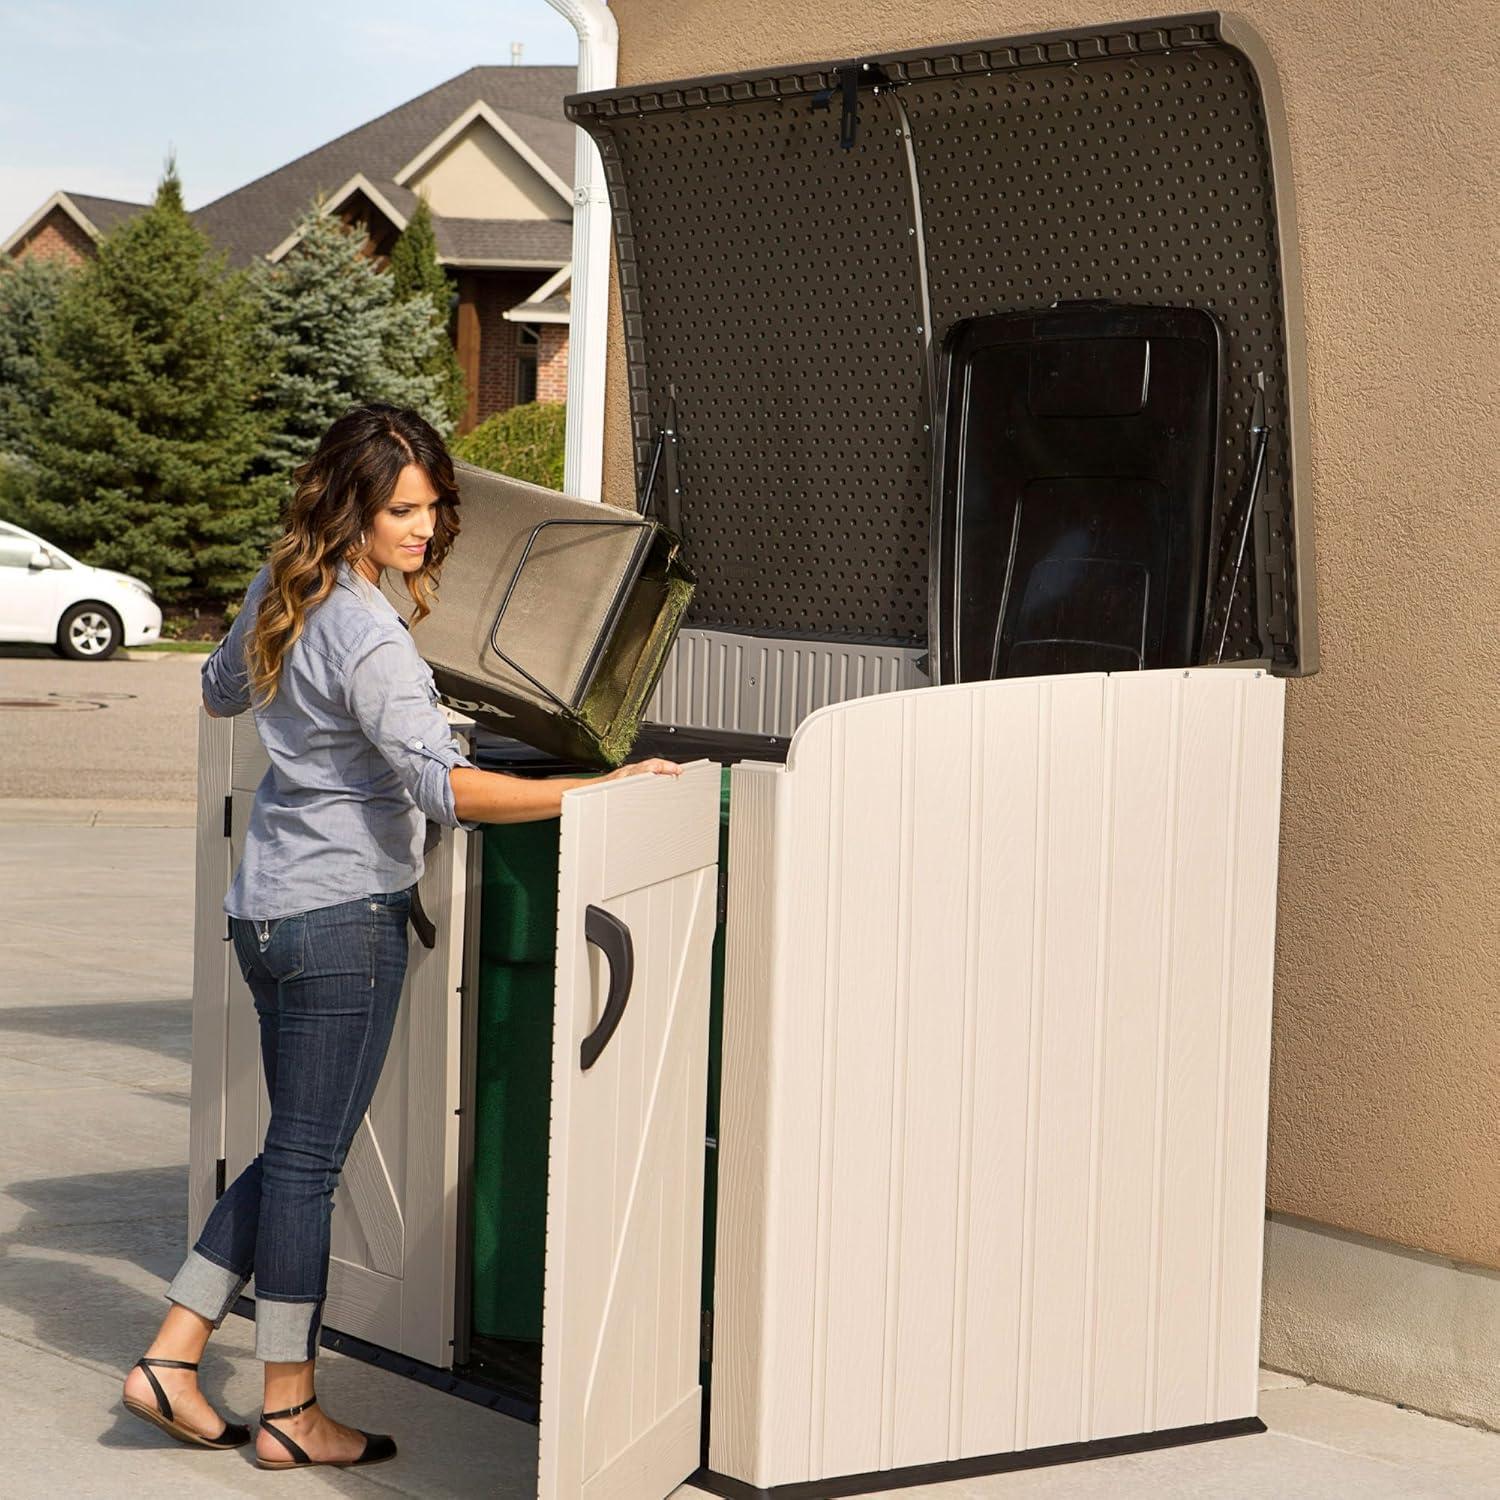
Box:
[452,402,566,491]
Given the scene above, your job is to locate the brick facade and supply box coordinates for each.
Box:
[11,208,94,267]
[455,268,567,431]
[536,324,569,403]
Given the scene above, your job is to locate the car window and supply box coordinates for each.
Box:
[0,535,38,569]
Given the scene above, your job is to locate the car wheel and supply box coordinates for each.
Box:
[57,603,123,661]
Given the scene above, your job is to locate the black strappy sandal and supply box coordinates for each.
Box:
[122,1356,251,1449]
[255,1393,398,1470]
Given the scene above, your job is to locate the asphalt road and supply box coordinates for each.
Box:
[0,647,204,805]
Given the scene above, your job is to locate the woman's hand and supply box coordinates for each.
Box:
[598,757,683,783]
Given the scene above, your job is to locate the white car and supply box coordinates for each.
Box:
[0,519,162,659]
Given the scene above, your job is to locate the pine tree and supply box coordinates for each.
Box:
[249,203,451,484]
[0,255,74,460]
[388,195,467,430]
[13,163,276,600]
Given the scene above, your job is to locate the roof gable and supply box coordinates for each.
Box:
[397,102,572,221]
[192,65,575,266]
[2,190,149,256]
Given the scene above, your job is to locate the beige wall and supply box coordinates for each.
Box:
[601,2,1500,1268]
[410,118,567,220]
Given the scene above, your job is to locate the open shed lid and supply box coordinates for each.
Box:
[568,11,1316,675]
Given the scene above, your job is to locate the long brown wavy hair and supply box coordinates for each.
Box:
[246,403,461,706]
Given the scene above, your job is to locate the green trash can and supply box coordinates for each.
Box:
[478,814,560,966]
[471,818,559,1343]
[469,771,731,1352]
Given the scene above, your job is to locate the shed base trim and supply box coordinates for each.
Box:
[693,1416,1266,1499]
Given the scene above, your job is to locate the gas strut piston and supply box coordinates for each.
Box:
[1209,372,1271,663]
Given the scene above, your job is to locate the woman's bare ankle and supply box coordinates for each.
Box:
[262,1356,317,1413]
[144,1304,213,1364]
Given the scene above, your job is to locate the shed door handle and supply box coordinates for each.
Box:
[580,905,634,1070]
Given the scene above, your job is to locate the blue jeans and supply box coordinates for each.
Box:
[165,889,411,1362]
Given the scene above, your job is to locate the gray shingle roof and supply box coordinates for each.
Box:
[64,193,148,237]
[435,217,571,265]
[506,295,569,319]
[192,65,575,267]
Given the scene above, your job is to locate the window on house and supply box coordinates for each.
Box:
[516,323,540,405]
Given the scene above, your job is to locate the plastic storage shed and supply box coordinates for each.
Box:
[188,13,1312,1499]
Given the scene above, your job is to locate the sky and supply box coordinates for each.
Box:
[0,0,578,235]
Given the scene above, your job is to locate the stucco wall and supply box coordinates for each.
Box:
[411,119,567,220]
[602,2,1500,1267]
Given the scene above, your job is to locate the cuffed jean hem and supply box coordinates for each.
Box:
[165,1247,249,1328]
[253,1293,324,1364]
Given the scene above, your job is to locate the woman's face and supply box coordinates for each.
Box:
[355,463,441,583]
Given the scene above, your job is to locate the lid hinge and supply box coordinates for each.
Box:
[812,60,892,149]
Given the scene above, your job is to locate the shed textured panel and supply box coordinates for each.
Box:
[902,42,1293,666]
[716,668,1284,1485]
[601,102,932,641]
[573,18,1300,666]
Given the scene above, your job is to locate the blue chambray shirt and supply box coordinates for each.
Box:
[204,559,477,920]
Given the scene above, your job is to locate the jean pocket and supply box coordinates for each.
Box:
[250,914,306,981]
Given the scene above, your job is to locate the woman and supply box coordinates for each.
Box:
[120,403,679,1470]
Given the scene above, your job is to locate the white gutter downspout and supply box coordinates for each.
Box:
[547,0,618,502]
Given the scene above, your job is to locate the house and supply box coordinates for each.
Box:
[1,66,575,432]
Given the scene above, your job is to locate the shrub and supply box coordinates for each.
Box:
[451,402,566,490]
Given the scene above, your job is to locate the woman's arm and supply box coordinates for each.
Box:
[201,569,269,718]
[449,758,682,825]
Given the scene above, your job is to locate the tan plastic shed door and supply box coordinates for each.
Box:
[220,714,465,1368]
[539,760,721,1500]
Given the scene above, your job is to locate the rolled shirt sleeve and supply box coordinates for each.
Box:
[345,629,477,829]
[201,567,269,717]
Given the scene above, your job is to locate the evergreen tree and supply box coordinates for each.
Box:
[13,163,276,600]
[0,255,74,460]
[249,203,451,483]
[388,195,467,430]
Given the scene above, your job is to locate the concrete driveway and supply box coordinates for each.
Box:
[0,646,202,814]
